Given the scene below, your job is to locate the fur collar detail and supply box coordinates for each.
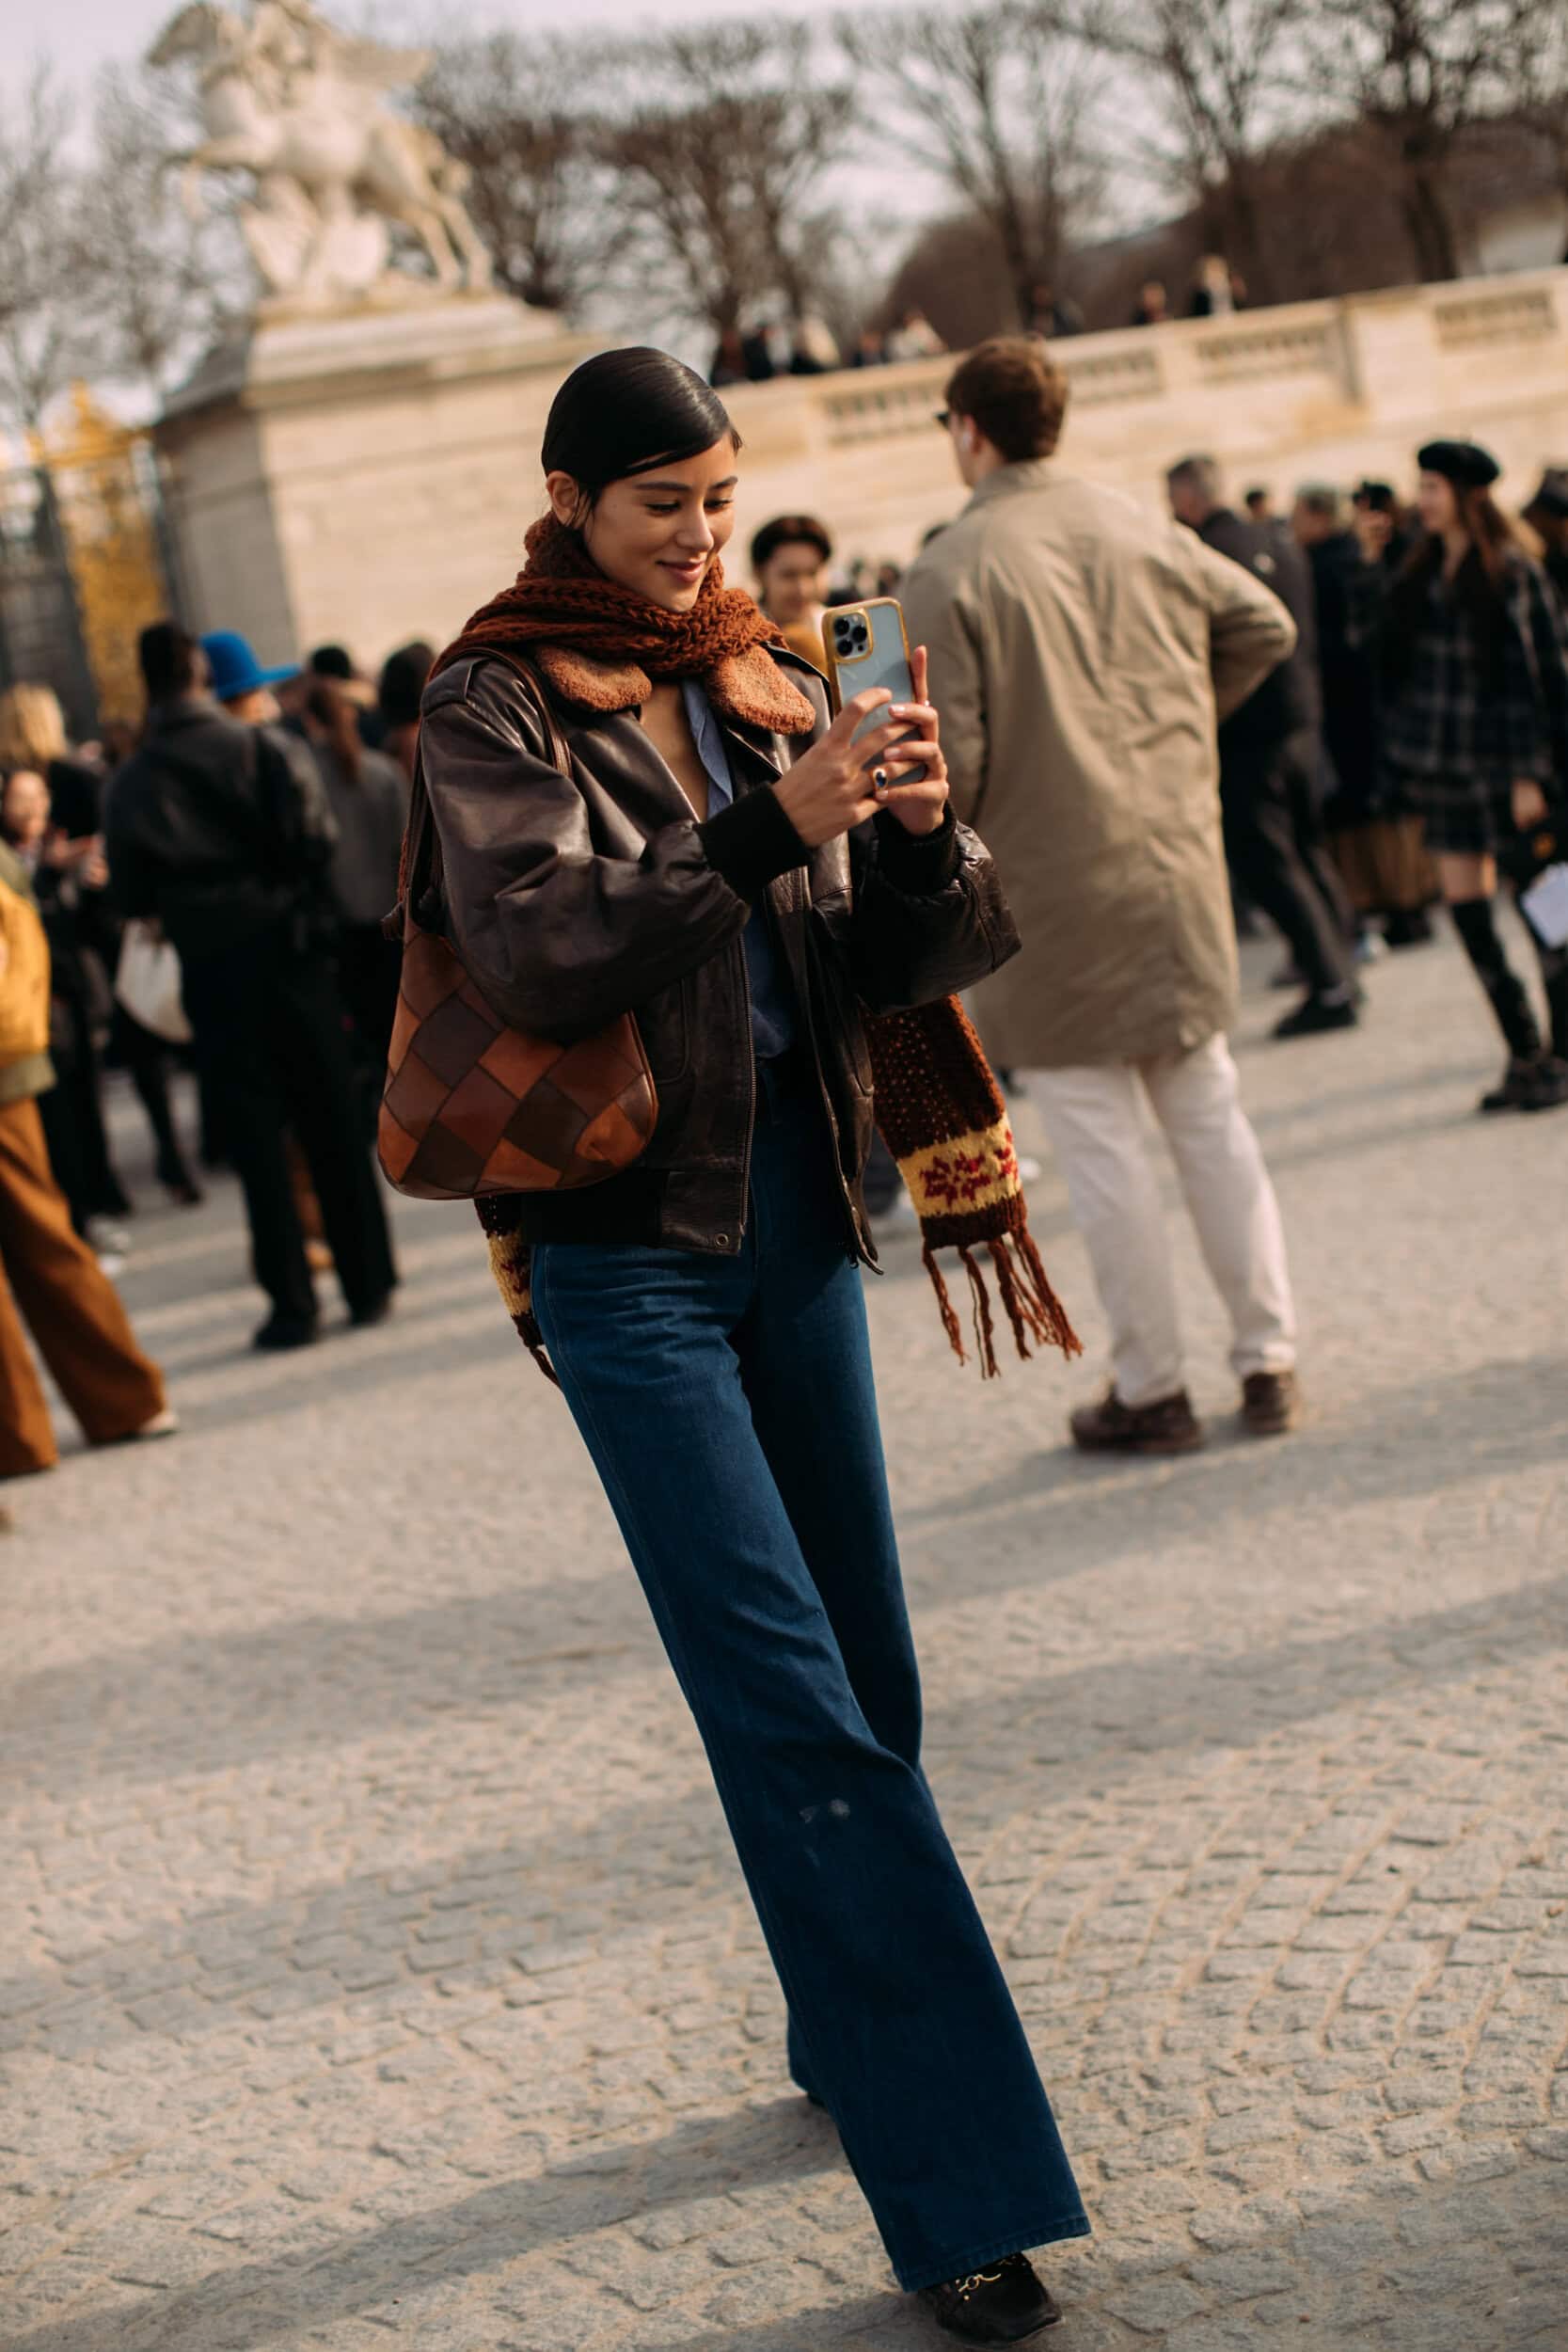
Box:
[532,642,816,737]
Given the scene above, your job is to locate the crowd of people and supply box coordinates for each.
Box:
[713,252,1254,391]
[4,383,1566,1482]
[709,304,950,388]
[0,628,427,1475]
[3,329,1566,2340]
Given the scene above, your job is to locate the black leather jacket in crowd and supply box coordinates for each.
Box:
[1199,509,1323,755]
[105,696,337,962]
[419,647,1021,1259]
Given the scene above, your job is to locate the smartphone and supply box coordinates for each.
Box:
[820,598,927,783]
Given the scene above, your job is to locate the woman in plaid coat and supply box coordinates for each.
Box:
[1352,438,1568,1114]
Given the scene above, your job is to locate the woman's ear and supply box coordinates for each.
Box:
[545,470,584,528]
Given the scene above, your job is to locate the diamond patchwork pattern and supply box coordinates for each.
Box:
[378,927,657,1201]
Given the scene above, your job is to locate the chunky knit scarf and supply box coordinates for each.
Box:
[446,521,1079,1380]
[434,514,818,737]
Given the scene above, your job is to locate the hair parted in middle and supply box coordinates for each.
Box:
[942,337,1069,465]
[750,514,833,573]
[541,347,742,519]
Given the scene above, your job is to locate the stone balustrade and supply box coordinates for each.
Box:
[720,264,1568,563]
[156,263,1568,664]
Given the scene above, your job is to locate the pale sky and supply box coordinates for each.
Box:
[30,0,862,82]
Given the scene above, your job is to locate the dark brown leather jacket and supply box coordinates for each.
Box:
[419,646,1020,1257]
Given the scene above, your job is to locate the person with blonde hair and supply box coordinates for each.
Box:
[0,683,101,839]
[0,803,175,1477]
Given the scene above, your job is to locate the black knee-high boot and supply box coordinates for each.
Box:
[1518,906,1568,1062]
[1450,898,1542,1058]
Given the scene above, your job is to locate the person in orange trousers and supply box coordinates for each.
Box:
[0,826,175,1478]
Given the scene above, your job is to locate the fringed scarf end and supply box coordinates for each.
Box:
[922,1229,1083,1380]
[922,1241,967,1366]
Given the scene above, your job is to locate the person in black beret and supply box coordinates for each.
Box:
[1349,437,1568,1113]
[1415,438,1500,490]
[1522,466,1568,607]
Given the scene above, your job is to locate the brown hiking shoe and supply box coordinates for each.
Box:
[1069,1387,1205,1455]
[1241,1370,1300,1436]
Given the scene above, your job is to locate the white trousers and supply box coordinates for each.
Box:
[1029,1034,1296,1408]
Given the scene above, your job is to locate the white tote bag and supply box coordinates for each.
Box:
[115,920,192,1045]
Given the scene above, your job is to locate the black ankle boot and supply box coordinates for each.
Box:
[919,2253,1062,2344]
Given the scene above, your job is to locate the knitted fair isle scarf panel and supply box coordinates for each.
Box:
[864,997,1081,1377]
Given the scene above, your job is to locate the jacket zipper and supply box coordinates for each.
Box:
[734,930,755,1250]
[776,867,875,1269]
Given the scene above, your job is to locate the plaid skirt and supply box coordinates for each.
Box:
[1397,767,1514,859]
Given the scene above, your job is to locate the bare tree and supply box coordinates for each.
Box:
[1305,0,1514,281]
[414,33,612,314]
[596,24,855,344]
[0,72,100,433]
[70,72,238,405]
[1072,0,1305,300]
[843,4,1106,331]
[1498,0,1568,215]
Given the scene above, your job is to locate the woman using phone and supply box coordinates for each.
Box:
[419,347,1085,2344]
[1352,438,1568,1112]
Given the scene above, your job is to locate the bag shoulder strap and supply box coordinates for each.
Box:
[398,648,574,930]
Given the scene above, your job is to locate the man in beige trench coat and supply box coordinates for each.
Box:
[903,338,1302,1453]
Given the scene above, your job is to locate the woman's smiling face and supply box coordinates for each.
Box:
[547,439,740,612]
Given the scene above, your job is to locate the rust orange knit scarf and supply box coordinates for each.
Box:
[434,514,817,737]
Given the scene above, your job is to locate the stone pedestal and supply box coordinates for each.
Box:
[155,293,598,668]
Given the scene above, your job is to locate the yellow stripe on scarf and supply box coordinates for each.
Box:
[898,1119,1022,1224]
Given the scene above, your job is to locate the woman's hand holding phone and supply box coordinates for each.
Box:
[877,644,948,837]
[774,646,949,848]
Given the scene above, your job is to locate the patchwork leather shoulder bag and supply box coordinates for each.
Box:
[377,651,657,1201]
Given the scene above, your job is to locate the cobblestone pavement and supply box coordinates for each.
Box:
[3,923,1566,2352]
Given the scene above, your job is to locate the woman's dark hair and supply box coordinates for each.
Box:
[751,514,832,573]
[542,347,739,517]
[305,679,362,782]
[377,640,435,730]
[1382,487,1524,692]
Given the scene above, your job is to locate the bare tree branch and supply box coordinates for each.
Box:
[1495,0,1568,210]
[595,24,855,342]
[70,71,240,405]
[1303,0,1517,280]
[1069,0,1307,298]
[413,33,612,314]
[0,72,100,431]
[844,3,1106,328]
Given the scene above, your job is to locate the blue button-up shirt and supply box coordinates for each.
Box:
[681,681,796,1062]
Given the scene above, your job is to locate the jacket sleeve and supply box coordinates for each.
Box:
[256,724,339,872]
[420,696,804,1044]
[1196,538,1297,723]
[1514,564,1568,787]
[901,559,989,826]
[103,776,160,922]
[846,809,1021,1014]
